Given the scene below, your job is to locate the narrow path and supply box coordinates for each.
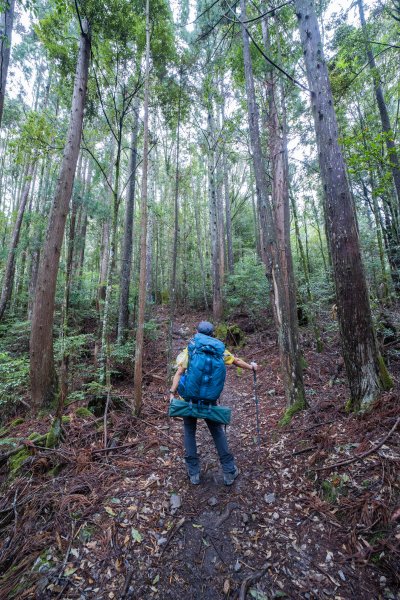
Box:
[0,315,398,599]
[132,319,389,600]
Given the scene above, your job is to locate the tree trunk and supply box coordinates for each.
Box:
[263,15,305,406]
[357,0,400,208]
[167,71,182,378]
[0,160,36,320]
[117,101,139,343]
[295,0,392,409]
[239,0,271,269]
[76,162,92,290]
[208,105,223,320]
[30,21,91,411]
[194,176,209,310]
[0,0,15,127]
[97,140,114,311]
[133,0,150,415]
[239,0,305,408]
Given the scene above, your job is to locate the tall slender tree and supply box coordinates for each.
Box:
[30,18,91,410]
[239,0,305,407]
[0,0,15,127]
[133,0,150,415]
[0,160,36,320]
[295,0,392,409]
[118,100,140,342]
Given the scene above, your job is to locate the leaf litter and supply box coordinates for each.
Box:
[0,307,399,599]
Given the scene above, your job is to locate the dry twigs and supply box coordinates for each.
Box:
[315,417,400,471]
[238,562,270,600]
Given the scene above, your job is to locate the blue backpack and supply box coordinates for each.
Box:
[178,333,226,402]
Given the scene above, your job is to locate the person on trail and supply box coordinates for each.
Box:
[169,321,258,486]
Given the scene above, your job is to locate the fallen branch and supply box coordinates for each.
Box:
[214,502,239,528]
[159,516,185,557]
[239,562,270,600]
[131,415,179,446]
[144,372,165,382]
[315,417,400,471]
[0,434,48,466]
[56,522,75,583]
[290,445,317,457]
[91,441,139,455]
[120,568,134,599]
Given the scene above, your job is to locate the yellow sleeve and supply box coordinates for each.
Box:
[176,347,188,369]
[223,349,235,365]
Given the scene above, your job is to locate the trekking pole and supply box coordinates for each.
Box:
[252,368,261,450]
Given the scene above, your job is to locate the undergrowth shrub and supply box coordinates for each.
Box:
[0,319,31,354]
[224,254,269,321]
[0,352,29,422]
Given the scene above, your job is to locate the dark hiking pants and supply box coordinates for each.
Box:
[183,416,236,476]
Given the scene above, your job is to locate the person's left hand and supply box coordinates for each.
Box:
[169,392,176,402]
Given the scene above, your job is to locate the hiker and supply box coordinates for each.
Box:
[169,321,257,486]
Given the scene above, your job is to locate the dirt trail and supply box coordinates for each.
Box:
[1,313,398,599]
[122,319,393,600]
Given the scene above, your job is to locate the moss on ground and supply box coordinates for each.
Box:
[9,447,30,474]
[279,399,305,427]
[76,407,94,419]
[9,417,25,428]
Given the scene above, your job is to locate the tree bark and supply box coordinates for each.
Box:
[295,0,392,409]
[208,105,223,320]
[0,0,15,127]
[357,0,400,208]
[263,14,306,406]
[194,176,209,309]
[97,139,114,311]
[167,71,182,378]
[133,0,150,415]
[220,78,234,274]
[239,0,305,407]
[117,101,139,343]
[0,160,36,320]
[239,0,271,269]
[30,21,91,411]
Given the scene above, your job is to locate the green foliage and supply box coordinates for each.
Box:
[75,406,95,418]
[0,352,29,417]
[0,320,31,354]
[224,254,269,320]
[9,111,57,163]
[109,340,135,377]
[279,400,305,427]
[321,473,350,503]
[9,447,30,475]
[215,323,245,348]
[144,319,160,341]
[54,333,94,362]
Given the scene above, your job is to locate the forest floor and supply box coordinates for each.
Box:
[0,308,399,599]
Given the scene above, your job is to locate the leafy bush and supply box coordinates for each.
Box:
[0,320,31,354]
[144,319,160,341]
[110,340,135,375]
[0,352,29,419]
[224,254,269,319]
[54,333,94,362]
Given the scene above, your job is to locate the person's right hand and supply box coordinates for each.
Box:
[251,362,258,371]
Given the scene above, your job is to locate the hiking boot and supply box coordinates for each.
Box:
[189,473,200,485]
[224,467,240,486]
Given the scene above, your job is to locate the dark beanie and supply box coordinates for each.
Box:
[197,321,214,335]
